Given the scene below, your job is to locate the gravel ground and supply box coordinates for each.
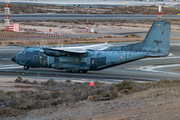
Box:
[7,86,179,120]
[0,77,180,120]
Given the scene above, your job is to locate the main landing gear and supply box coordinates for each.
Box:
[23,66,29,70]
[66,70,88,73]
[82,70,88,73]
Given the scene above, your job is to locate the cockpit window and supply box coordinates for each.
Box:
[20,49,26,54]
[20,47,41,54]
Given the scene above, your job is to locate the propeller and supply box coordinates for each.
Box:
[39,39,48,66]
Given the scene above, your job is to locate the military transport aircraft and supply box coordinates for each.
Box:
[11,21,171,73]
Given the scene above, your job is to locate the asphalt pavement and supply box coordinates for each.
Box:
[0,14,180,21]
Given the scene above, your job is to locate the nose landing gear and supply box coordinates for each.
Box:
[24,66,29,70]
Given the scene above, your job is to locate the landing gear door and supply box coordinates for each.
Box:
[30,55,39,66]
[91,57,106,70]
[86,57,91,65]
[91,58,97,70]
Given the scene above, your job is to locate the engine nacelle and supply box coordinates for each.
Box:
[43,49,91,57]
[52,62,90,71]
[44,50,67,57]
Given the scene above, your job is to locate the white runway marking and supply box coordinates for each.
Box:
[170,43,180,46]
[1,58,11,60]
[0,64,22,70]
[127,64,180,75]
[0,49,22,51]
[0,64,20,67]
[140,53,180,61]
[140,56,180,61]
[168,53,175,56]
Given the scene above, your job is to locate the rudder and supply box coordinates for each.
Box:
[142,21,171,56]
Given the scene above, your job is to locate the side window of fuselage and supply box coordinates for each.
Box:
[81,57,87,63]
[49,56,55,64]
[33,55,38,61]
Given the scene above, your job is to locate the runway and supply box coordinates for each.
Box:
[0,14,180,21]
[0,40,180,83]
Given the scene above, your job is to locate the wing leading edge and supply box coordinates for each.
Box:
[41,43,112,56]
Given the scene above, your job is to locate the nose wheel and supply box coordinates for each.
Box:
[82,70,88,73]
[24,66,29,70]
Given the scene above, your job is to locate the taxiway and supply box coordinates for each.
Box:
[0,14,180,21]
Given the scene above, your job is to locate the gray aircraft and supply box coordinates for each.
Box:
[11,21,170,73]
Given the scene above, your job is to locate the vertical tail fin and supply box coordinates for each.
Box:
[142,21,171,56]
[105,21,171,56]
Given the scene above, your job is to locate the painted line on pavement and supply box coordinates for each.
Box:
[126,64,180,75]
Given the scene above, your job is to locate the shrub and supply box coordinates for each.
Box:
[51,91,62,99]
[74,82,81,85]
[66,79,71,83]
[115,80,143,93]
[0,107,18,116]
[32,92,51,100]
[46,79,56,86]
[22,79,30,84]
[14,76,23,83]
[116,80,132,90]
[32,80,38,84]
[6,91,16,95]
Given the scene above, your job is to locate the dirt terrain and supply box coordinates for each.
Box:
[1,20,180,46]
[1,4,180,15]
[0,77,180,120]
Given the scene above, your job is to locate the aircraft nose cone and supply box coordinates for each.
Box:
[11,55,16,62]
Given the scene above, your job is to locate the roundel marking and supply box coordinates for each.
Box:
[120,56,123,59]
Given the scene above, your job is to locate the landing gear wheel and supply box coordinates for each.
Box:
[74,70,80,73]
[82,70,88,73]
[24,66,29,70]
[66,70,73,73]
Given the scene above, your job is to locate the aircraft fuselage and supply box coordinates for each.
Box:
[12,47,147,72]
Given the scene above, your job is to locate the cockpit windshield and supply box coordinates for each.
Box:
[20,47,41,54]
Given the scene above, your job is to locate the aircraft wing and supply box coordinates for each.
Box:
[48,43,111,53]
[42,43,112,56]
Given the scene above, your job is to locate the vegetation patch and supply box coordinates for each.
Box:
[1,4,180,15]
[124,34,140,38]
[171,68,180,72]
[1,77,180,117]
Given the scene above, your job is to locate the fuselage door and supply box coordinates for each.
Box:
[33,55,38,62]
[47,56,55,67]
